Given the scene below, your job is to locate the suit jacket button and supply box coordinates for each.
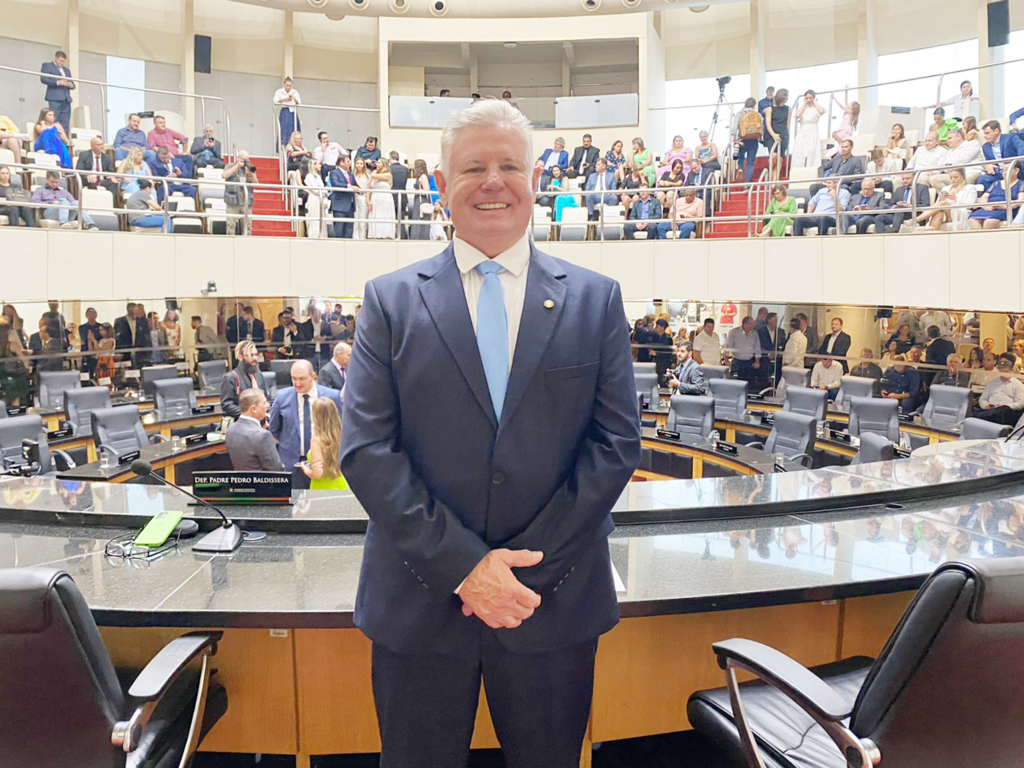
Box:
[491,472,505,485]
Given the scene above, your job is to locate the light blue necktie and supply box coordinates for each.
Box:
[475,261,509,420]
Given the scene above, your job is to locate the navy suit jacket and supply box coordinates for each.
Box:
[40,61,74,103]
[340,243,641,654]
[538,148,568,171]
[584,169,618,213]
[983,134,1024,164]
[268,384,342,468]
[328,168,355,214]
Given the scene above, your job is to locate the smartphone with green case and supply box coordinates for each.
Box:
[134,511,185,547]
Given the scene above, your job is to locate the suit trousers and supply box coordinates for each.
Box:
[970,405,1022,427]
[49,100,70,135]
[793,215,836,236]
[372,630,598,768]
[332,219,353,239]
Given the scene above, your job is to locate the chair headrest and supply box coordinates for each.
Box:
[945,560,1024,624]
[153,377,194,396]
[0,568,65,634]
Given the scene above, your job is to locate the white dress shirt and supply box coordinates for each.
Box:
[273,87,302,112]
[980,376,1024,409]
[945,140,985,169]
[825,332,840,354]
[783,330,807,367]
[239,414,263,427]
[811,361,842,389]
[454,234,531,371]
[692,330,721,365]
[906,145,949,173]
[296,384,318,455]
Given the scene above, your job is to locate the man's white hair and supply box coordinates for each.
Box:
[440,99,533,178]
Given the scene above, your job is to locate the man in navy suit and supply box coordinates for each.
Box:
[535,137,568,175]
[340,100,641,767]
[978,120,1024,187]
[40,51,75,135]
[328,155,355,239]
[584,157,618,219]
[268,359,342,489]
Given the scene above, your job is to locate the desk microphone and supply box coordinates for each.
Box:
[130,459,244,553]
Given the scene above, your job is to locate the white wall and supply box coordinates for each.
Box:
[2,228,1022,314]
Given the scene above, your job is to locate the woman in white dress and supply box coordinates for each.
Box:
[367,164,396,239]
[918,167,977,232]
[352,156,371,240]
[790,90,824,168]
[302,159,328,239]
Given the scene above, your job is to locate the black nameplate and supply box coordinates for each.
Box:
[656,428,681,441]
[192,405,215,414]
[47,427,72,440]
[760,412,775,426]
[193,471,292,503]
[184,433,206,447]
[897,413,913,422]
[831,431,852,443]
[747,392,765,401]
[6,406,26,416]
[894,448,912,459]
[715,442,739,455]
[119,450,141,466]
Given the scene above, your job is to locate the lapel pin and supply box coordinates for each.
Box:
[543,299,555,309]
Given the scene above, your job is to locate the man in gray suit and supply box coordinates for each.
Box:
[225,389,284,472]
[839,178,889,234]
[317,342,350,392]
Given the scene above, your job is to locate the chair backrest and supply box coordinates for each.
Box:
[0,399,6,419]
[709,378,747,420]
[836,375,876,407]
[666,395,715,440]
[63,388,111,437]
[850,560,1024,766]
[90,405,148,457]
[270,359,295,388]
[37,371,81,410]
[700,364,728,384]
[140,365,180,398]
[848,396,899,441]
[634,372,660,409]
[633,362,656,377]
[0,414,53,474]
[196,359,228,390]
[780,366,810,390]
[782,386,828,422]
[262,370,277,402]
[959,417,1011,440]
[0,568,125,768]
[80,187,114,214]
[921,384,971,429]
[153,378,197,420]
[764,411,816,459]
[850,431,896,465]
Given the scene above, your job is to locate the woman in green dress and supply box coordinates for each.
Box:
[300,397,349,490]
[630,137,656,189]
[759,184,797,237]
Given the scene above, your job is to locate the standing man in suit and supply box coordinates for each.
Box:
[221,341,270,420]
[388,151,410,239]
[567,134,600,181]
[667,341,704,394]
[340,99,641,768]
[877,172,930,233]
[818,316,852,373]
[75,136,118,196]
[269,358,342,489]
[839,178,888,235]
[757,312,787,385]
[226,389,285,471]
[329,156,356,239]
[584,158,618,219]
[317,342,350,392]
[40,51,75,135]
[114,302,138,359]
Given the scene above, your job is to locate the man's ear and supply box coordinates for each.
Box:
[531,165,543,190]
[433,168,446,200]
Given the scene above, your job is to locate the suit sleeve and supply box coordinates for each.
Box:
[500,281,642,586]
[260,430,285,472]
[680,364,704,395]
[220,372,241,419]
[268,393,283,441]
[40,64,58,87]
[339,280,491,594]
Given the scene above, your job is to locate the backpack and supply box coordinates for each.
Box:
[739,110,763,140]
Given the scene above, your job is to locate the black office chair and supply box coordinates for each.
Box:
[262,370,277,402]
[91,405,166,460]
[850,432,895,465]
[269,359,294,388]
[782,386,828,422]
[153,378,198,421]
[960,417,1011,440]
[0,567,227,768]
[196,359,228,391]
[749,411,816,468]
[37,370,81,410]
[139,365,180,398]
[687,558,1024,768]
[0,399,7,419]
[0,414,75,475]
[64,387,112,437]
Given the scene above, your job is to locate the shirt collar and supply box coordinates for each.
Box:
[239,414,262,426]
[454,234,531,279]
[298,384,318,400]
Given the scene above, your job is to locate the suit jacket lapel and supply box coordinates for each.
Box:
[500,245,567,430]
[418,247,498,427]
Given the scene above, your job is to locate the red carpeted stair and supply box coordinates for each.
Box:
[248,156,296,237]
[706,156,787,239]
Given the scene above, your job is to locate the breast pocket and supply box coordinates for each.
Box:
[544,362,600,381]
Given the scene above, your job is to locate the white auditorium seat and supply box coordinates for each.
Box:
[81,188,120,231]
[0,148,15,165]
[851,133,875,158]
[558,206,589,241]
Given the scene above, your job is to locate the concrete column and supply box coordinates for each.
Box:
[857,0,878,107]
[469,50,479,95]
[284,11,294,78]
[64,0,79,73]
[182,0,196,138]
[749,0,767,100]
[975,0,1007,119]
[980,313,1008,355]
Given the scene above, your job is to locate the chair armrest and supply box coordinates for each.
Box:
[790,452,813,468]
[747,440,766,450]
[640,418,658,428]
[712,638,852,721]
[127,631,222,703]
[51,450,76,471]
[149,433,169,444]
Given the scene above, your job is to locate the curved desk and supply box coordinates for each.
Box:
[29,389,221,432]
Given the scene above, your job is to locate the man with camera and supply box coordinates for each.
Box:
[222,150,258,236]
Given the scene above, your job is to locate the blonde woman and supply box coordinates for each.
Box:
[300,397,348,490]
[352,156,371,239]
[118,147,151,194]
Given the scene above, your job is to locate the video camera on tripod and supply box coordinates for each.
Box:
[1,439,42,478]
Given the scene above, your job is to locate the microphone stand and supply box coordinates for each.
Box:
[131,459,244,553]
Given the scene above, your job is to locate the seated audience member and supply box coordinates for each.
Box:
[117,146,151,195]
[113,113,149,162]
[222,341,269,419]
[312,131,346,181]
[971,351,1000,393]
[190,124,224,169]
[618,166,644,215]
[928,107,959,144]
[919,167,976,231]
[0,112,23,164]
[971,354,1024,426]
[864,149,894,196]
[226,388,285,472]
[850,348,883,380]
[537,137,569,176]
[192,315,227,362]
[656,159,686,208]
[694,131,720,173]
[905,131,949,185]
[31,170,97,229]
[813,139,864,196]
[286,131,312,173]
[151,146,197,201]
[584,158,618,219]
[931,354,971,388]
[33,107,71,168]
[125,179,167,232]
[810,357,842,399]
[657,187,703,240]
[883,124,909,173]
[0,165,35,227]
[840,177,888,234]
[355,136,381,171]
[667,341,705,395]
[978,120,1024,187]
[782,317,806,368]
[759,184,796,237]
[794,179,850,236]
[725,316,762,384]
[623,189,661,240]
[605,139,628,180]
[876,172,931,233]
[318,341,351,392]
[74,135,118,196]
[683,158,711,198]
[692,317,721,366]
[933,129,985,187]
[536,164,564,208]
[147,115,187,160]
[567,134,600,180]
[880,354,922,412]
[969,163,1023,230]
[965,345,984,370]
[659,134,692,181]
[924,325,956,368]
